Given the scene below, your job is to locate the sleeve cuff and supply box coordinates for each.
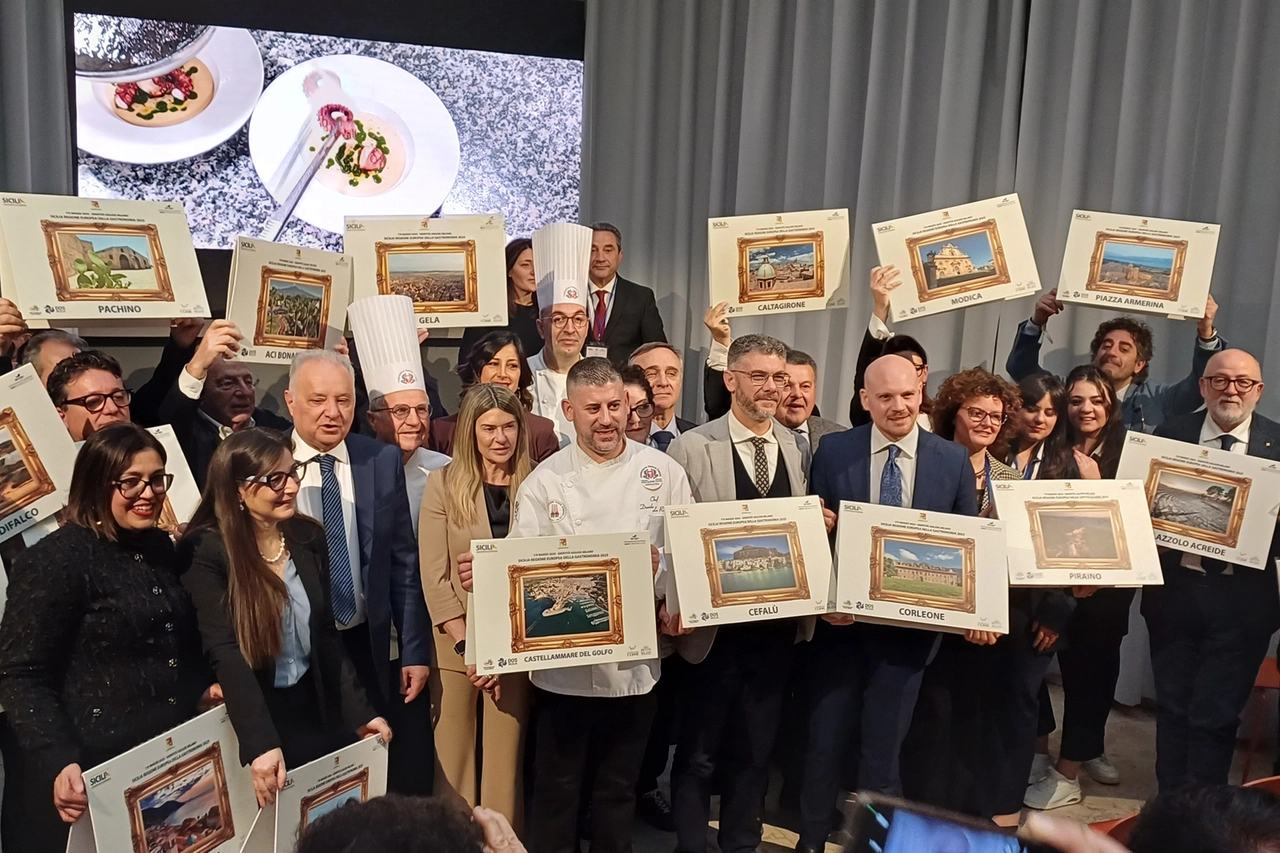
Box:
[706,340,729,371]
[1021,321,1044,340]
[178,366,205,400]
[868,315,892,341]
[1196,333,1220,349]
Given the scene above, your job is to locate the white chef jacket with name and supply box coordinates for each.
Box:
[528,350,574,448]
[406,446,451,532]
[293,433,366,629]
[511,439,694,697]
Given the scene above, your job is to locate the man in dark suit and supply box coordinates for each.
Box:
[1142,348,1280,791]
[586,223,667,364]
[630,342,695,450]
[285,348,432,795]
[795,354,978,853]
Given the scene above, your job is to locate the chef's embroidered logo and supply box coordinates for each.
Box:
[548,500,566,522]
[640,465,663,490]
[398,370,416,385]
[564,286,579,300]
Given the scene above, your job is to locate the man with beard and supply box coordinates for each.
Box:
[664,334,814,853]
[528,222,592,448]
[1006,289,1224,432]
[1143,349,1280,790]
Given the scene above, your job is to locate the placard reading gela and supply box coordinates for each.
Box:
[707,209,851,317]
[991,479,1163,587]
[662,496,833,627]
[227,238,352,365]
[0,193,208,321]
[834,502,1009,634]
[1056,210,1220,319]
[65,707,257,853]
[344,213,507,329]
[0,364,77,543]
[872,194,1041,322]
[1116,431,1280,568]
[470,531,658,676]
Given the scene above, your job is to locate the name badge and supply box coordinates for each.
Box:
[585,345,608,359]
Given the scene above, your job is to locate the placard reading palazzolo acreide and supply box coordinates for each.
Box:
[1057,210,1219,319]
[707,209,851,317]
[0,364,77,542]
[872,194,1040,321]
[1116,431,1280,569]
[662,496,832,627]
[344,213,507,329]
[833,502,1008,634]
[470,531,658,676]
[991,479,1163,587]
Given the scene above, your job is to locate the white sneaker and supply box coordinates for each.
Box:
[1024,767,1083,810]
[1082,754,1121,785]
[1028,753,1052,784]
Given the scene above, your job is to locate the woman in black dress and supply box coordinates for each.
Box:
[179,428,390,807]
[0,423,213,853]
[459,237,541,364]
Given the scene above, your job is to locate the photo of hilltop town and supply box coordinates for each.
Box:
[745,242,818,295]
[384,247,468,305]
[1094,239,1177,292]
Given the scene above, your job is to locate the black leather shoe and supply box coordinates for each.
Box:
[636,788,676,832]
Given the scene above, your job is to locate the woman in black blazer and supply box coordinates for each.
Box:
[179,428,390,807]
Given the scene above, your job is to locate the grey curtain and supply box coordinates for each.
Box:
[0,0,73,194]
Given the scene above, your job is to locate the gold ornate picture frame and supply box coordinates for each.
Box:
[868,527,976,613]
[1085,232,1187,301]
[299,767,370,833]
[0,407,56,518]
[375,239,479,313]
[1145,460,1249,549]
[736,232,825,303]
[1027,499,1131,571]
[124,743,234,853]
[41,220,174,302]
[254,267,332,349]
[508,558,624,653]
[701,521,809,608]
[906,219,1010,302]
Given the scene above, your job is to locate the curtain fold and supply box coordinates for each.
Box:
[0,0,73,194]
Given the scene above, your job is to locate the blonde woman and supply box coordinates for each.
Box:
[419,384,533,825]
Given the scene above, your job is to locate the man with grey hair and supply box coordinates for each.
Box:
[284,347,433,795]
[18,329,87,385]
[629,341,695,450]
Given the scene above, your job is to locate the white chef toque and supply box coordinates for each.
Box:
[346,294,426,398]
[533,222,592,310]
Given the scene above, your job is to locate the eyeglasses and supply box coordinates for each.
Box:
[962,406,1008,425]
[371,403,431,421]
[63,389,132,413]
[113,472,173,499]
[911,361,927,375]
[1205,375,1260,392]
[549,314,588,330]
[729,369,790,388]
[628,402,655,419]
[212,375,258,393]
[241,460,310,493]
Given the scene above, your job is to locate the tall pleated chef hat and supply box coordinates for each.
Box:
[533,222,592,309]
[346,294,426,398]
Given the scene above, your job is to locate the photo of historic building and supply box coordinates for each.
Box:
[701,522,810,608]
[869,527,976,613]
[905,219,1010,302]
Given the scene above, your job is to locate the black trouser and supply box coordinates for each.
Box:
[1052,589,1134,762]
[341,626,434,795]
[0,715,68,853]
[636,653,686,795]
[530,687,657,853]
[670,621,795,853]
[262,670,353,766]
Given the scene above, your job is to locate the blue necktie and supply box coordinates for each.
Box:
[880,445,903,507]
[318,454,357,624]
[651,430,674,452]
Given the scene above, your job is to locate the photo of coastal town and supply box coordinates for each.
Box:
[1148,462,1248,548]
[1085,233,1187,301]
[126,746,233,853]
[868,528,976,613]
[521,571,612,639]
[702,523,810,607]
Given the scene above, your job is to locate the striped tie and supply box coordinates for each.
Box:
[318,454,357,624]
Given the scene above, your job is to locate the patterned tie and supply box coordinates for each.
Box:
[651,430,674,452]
[880,445,903,507]
[318,454,357,624]
[1203,434,1240,575]
[750,436,771,496]
[593,289,609,342]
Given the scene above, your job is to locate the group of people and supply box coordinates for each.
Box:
[0,216,1273,853]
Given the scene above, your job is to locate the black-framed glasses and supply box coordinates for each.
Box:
[242,460,310,493]
[549,314,588,329]
[1205,375,1260,392]
[63,389,132,413]
[628,401,655,419]
[728,369,789,388]
[963,406,1008,425]
[371,403,431,421]
[113,472,173,499]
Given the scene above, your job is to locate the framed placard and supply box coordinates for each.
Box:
[148,425,201,535]
[707,209,851,317]
[872,194,1040,321]
[991,479,1163,586]
[662,496,832,627]
[1057,210,1219,318]
[0,364,77,543]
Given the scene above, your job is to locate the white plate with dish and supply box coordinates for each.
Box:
[74,26,264,164]
[247,54,461,236]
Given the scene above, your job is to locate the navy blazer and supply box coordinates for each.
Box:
[590,276,667,364]
[345,433,431,698]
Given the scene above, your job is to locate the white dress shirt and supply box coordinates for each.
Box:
[406,447,451,532]
[727,411,778,484]
[511,439,694,698]
[1181,415,1252,572]
[293,432,366,628]
[869,424,919,507]
[650,416,682,440]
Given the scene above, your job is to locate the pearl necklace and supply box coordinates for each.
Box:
[260,530,286,563]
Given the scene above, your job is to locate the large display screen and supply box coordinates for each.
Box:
[72,14,583,250]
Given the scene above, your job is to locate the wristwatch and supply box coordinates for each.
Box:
[454,639,466,657]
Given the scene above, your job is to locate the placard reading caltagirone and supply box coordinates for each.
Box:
[0,364,77,543]
[662,496,832,627]
[344,213,507,329]
[470,531,658,676]
[872,194,1041,321]
[1116,431,1280,569]
[991,479,1163,587]
[834,502,1008,634]
[707,209,851,317]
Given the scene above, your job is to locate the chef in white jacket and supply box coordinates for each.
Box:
[527,222,592,448]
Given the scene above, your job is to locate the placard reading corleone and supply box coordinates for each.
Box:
[662,496,832,627]
[872,194,1040,322]
[344,214,508,329]
[470,531,657,676]
[991,479,1163,587]
[227,238,352,364]
[707,209,851,317]
[66,707,257,853]
[1116,431,1279,568]
[1056,210,1220,319]
[0,193,208,321]
[834,502,1008,634]
[0,364,76,543]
